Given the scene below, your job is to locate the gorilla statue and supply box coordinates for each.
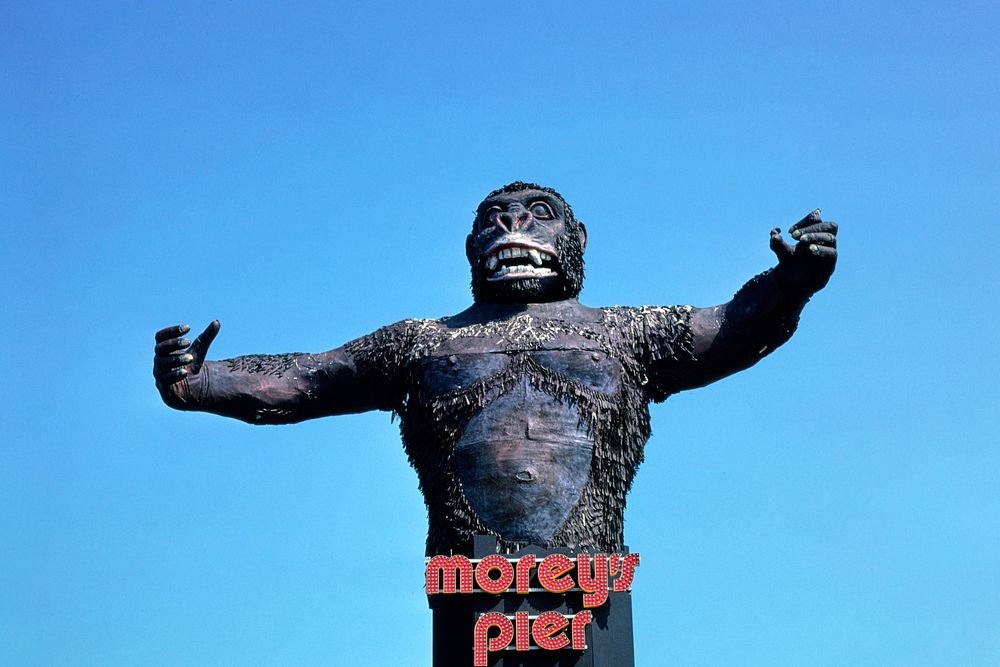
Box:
[154,181,837,556]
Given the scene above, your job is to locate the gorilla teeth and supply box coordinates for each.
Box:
[486,246,550,270]
[486,264,556,281]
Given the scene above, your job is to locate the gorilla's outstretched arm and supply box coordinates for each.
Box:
[153,321,396,424]
[657,210,838,392]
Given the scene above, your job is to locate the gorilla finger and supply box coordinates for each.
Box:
[791,221,838,239]
[769,228,794,261]
[188,320,221,361]
[155,324,191,343]
[788,209,822,234]
[806,244,837,258]
[155,337,191,354]
[155,351,195,371]
[155,366,188,387]
[797,232,837,246]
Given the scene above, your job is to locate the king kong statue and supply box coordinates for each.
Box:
[153,182,838,556]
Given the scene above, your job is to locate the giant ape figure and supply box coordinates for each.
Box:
[154,182,837,555]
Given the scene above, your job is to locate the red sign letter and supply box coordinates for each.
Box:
[571,610,593,650]
[426,555,473,594]
[531,611,570,650]
[576,553,609,608]
[515,611,530,651]
[473,612,513,666]
[475,554,515,594]
[537,554,575,593]
[515,554,536,594]
[612,553,640,592]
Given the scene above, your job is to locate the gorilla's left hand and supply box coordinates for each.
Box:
[768,210,838,295]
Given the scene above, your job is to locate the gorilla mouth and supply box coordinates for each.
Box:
[483,244,559,282]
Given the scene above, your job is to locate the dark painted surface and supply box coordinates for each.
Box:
[455,382,594,544]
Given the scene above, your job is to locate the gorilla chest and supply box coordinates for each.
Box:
[418,343,622,544]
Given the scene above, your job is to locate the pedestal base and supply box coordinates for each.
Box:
[429,536,635,667]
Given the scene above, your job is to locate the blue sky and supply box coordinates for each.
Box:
[4,1,999,664]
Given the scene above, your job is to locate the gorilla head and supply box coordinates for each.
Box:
[466,182,587,304]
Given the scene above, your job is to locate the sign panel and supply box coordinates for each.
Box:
[426,552,640,666]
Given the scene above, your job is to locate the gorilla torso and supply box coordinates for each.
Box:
[346,300,694,555]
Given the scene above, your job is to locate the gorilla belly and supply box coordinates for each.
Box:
[454,380,593,544]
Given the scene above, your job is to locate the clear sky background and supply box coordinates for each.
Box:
[4,1,999,665]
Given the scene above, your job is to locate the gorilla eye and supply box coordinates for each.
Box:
[530,201,554,220]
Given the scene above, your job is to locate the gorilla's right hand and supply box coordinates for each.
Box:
[153,320,220,409]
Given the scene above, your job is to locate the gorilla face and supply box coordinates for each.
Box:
[467,183,587,303]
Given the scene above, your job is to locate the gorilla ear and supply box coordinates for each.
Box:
[465,233,475,264]
[577,221,588,253]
